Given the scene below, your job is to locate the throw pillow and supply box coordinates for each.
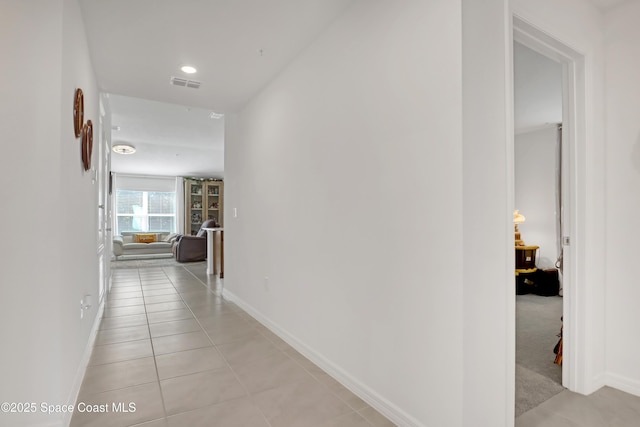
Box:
[135,233,157,243]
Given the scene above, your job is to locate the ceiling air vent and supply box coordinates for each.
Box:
[170,76,201,89]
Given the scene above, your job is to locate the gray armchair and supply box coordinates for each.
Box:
[173,220,217,262]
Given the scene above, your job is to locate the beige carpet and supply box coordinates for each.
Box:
[516,294,564,417]
[515,364,565,417]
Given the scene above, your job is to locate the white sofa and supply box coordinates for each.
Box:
[112,232,178,258]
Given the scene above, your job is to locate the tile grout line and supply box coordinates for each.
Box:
[80,279,158,406]
[76,273,161,426]
[156,264,253,422]
[177,263,378,425]
[178,264,373,426]
[281,350,377,426]
[111,265,382,426]
[162,264,276,427]
[184,266,380,425]
[138,267,170,426]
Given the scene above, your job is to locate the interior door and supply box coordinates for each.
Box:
[97,100,112,302]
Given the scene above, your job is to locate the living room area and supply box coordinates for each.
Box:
[106,95,225,270]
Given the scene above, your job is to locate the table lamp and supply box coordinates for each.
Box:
[514,209,526,246]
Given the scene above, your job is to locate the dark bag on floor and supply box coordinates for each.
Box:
[516,276,534,295]
[532,268,560,296]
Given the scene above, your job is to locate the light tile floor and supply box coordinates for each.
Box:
[72,263,640,427]
[516,386,640,427]
[70,264,396,427]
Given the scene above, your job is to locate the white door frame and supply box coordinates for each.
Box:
[512,15,585,392]
[98,95,112,302]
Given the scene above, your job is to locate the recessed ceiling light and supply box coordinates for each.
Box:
[181,65,197,74]
[112,144,136,155]
[209,112,224,119]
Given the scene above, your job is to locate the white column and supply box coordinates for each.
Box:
[205,228,215,275]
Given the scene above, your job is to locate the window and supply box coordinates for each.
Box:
[116,190,176,233]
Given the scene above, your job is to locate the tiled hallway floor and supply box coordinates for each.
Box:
[70,264,395,427]
[516,386,640,427]
[71,263,640,427]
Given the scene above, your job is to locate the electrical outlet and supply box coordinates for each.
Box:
[264,276,269,291]
[80,299,84,319]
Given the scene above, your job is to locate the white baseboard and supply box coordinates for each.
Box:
[223,289,424,427]
[605,372,640,397]
[583,372,606,395]
[61,300,105,427]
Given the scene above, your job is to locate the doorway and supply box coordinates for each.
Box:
[512,16,583,415]
[513,40,564,412]
[98,96,113,304]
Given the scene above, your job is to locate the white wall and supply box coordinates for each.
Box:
[59,0,101,416]
[225,1,465,425]
[461,1,513,425]
[604,0,640,396]
[515,126,560,268]
[513,43,563,132]
[0,0,100,425]
[512,0,607,394]
[0,2,64,425]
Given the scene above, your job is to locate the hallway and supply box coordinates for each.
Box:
[70,264,394,427]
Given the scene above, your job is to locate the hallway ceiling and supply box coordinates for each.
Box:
[108,94,225,178]
[79,0,354,112]
[79,0,355,177]
[80,0,624,177]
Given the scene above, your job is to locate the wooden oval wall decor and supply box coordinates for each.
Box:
[81,120,93,171]
[73,88,84,138]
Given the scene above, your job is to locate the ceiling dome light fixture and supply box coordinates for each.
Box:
[112,144,136,155]
[181,65,197,74]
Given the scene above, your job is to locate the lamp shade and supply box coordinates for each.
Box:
[514,209,526,224]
